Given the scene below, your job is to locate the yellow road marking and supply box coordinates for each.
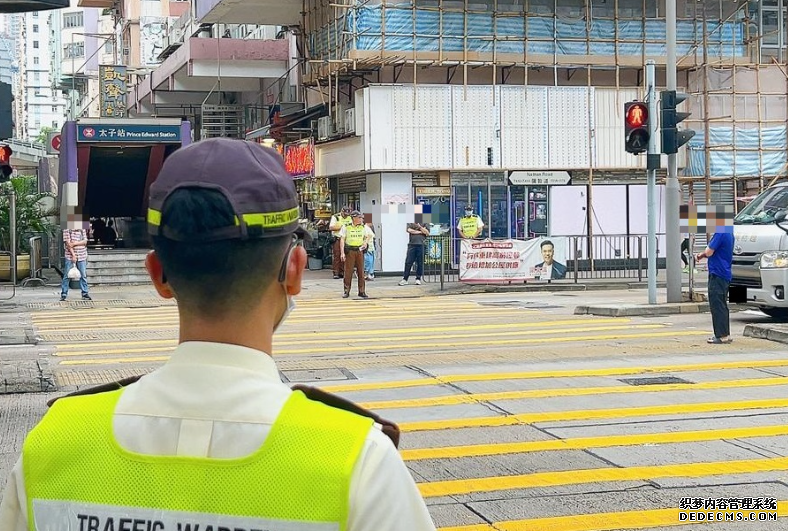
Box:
[52,320,649,351]
[400,397,788,432]
[438,502,788,531]
[52,324,666,356]
[31,302,490,324]
[362,376,788,410]
[419,455,788,497]
[401,424,788,460]
[59,356,171,366]
[324,358,788,392]
[33,308,528,330]
[41,317,631,342]
[53,330,708,360]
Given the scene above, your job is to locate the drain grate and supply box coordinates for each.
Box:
[620,376,694,386]
[280,367,356,383]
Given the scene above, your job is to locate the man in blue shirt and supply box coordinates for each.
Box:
[695,227,735,344]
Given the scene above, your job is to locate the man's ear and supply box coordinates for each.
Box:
[285,245,308,296]
[145,251,175,299]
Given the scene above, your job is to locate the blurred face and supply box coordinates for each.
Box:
[352,215,363,225]
[465,209,473,217]
[541,244,554,264]
[341,208,350,216]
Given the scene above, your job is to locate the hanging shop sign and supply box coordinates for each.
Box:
[99,65,128,118]
[508,171,571,186]
[460,237,568,282]
[415,187,451,197]
[284,139,315,178]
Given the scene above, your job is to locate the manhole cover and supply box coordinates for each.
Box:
[280,367,356,383]
[620,376,694,386]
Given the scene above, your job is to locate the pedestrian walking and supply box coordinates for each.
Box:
[340,210,371,299]
[695,228,735,344]
[399,222,428,286]
[60,225,91,301]
[364,222,376,280]
[329,206,352,279]
[0,138,436,531]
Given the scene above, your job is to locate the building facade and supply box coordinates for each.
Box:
[12,11,68,141]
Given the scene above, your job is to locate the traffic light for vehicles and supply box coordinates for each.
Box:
[0,145,13,182]
[660,90,695,155]
[0,82,13,141]
[624,101,649,155]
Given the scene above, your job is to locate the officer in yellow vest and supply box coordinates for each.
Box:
[457,206,484,239]
[329,207,353,279]
[0,138,436,531]
[339,210,370,299]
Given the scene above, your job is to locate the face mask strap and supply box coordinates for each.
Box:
[277,235,299,284]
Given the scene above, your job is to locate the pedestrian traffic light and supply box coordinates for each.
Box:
[661,90,695,155]
[0,82,13,141]
[0,145,13,182]
[624,101,649,155]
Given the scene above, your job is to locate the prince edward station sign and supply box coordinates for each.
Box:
[77,124,182,143]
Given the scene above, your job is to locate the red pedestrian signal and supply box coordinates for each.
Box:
[0,145,13,182]
[624,101,650,155]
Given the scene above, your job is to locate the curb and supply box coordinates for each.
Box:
[743,324,788,344]
[575,302,710,317]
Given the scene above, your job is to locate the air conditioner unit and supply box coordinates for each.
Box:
[345,108,355,134]
[317,116,334,140]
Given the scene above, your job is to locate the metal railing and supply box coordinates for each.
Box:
[420,233,662,289]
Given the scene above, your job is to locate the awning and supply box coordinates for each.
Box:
[0,0,69,12]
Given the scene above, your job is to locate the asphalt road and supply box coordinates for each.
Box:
[2,289,788,530]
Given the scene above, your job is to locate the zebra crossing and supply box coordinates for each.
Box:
[28,296,788,529]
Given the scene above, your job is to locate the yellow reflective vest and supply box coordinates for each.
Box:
[23,388,373,531]
[332,214,353,237]
[344,225,366,248]
[459,216,480,238]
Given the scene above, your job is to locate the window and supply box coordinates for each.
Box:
[33,57,39,65]
[32,24,38,32]
[63,12,84,29]
[33,40,39,49]
[104,39,114,55]
[33,72,40,83]
[52,106,58,112]
[32,11,38,17]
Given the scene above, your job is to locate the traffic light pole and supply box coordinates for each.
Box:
[646,61,658,305]
[665,0,682,303]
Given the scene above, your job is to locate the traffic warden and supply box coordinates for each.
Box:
[329,206,353,279]
[457,206,484,239]
[0,138,436,531]
[339,210,370,299]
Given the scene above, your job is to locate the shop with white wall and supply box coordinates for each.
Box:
[314,83,680,273]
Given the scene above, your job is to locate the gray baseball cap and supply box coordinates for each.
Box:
[147,137,310,242]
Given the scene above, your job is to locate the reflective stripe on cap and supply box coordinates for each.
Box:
[237,207,300,228]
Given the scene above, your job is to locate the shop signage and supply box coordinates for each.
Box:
[415,186,451,197]
[284,139,315,178]
[459,237,568,282]
[508,171,571,186]
[77,124,181,143]
[98,65,128,118]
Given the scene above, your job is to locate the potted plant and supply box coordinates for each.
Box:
[0,176,57,282]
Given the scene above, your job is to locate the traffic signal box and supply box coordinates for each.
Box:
[661,90,696,155]
[624,101,649,155]
[0,145,12,182]
[0,82,13,141]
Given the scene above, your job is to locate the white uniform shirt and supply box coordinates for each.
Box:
[0,342,437,531]
[539,263,553,280]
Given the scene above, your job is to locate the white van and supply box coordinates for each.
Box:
[730,183,788,318]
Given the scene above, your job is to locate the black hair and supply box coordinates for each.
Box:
[540,240,554,249]
[151,188,290,316]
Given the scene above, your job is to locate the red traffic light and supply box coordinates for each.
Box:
[0,145,11,164]
[626,103,648,128]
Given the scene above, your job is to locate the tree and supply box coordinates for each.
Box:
[35,126,54,145]
[0,176,57,254]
